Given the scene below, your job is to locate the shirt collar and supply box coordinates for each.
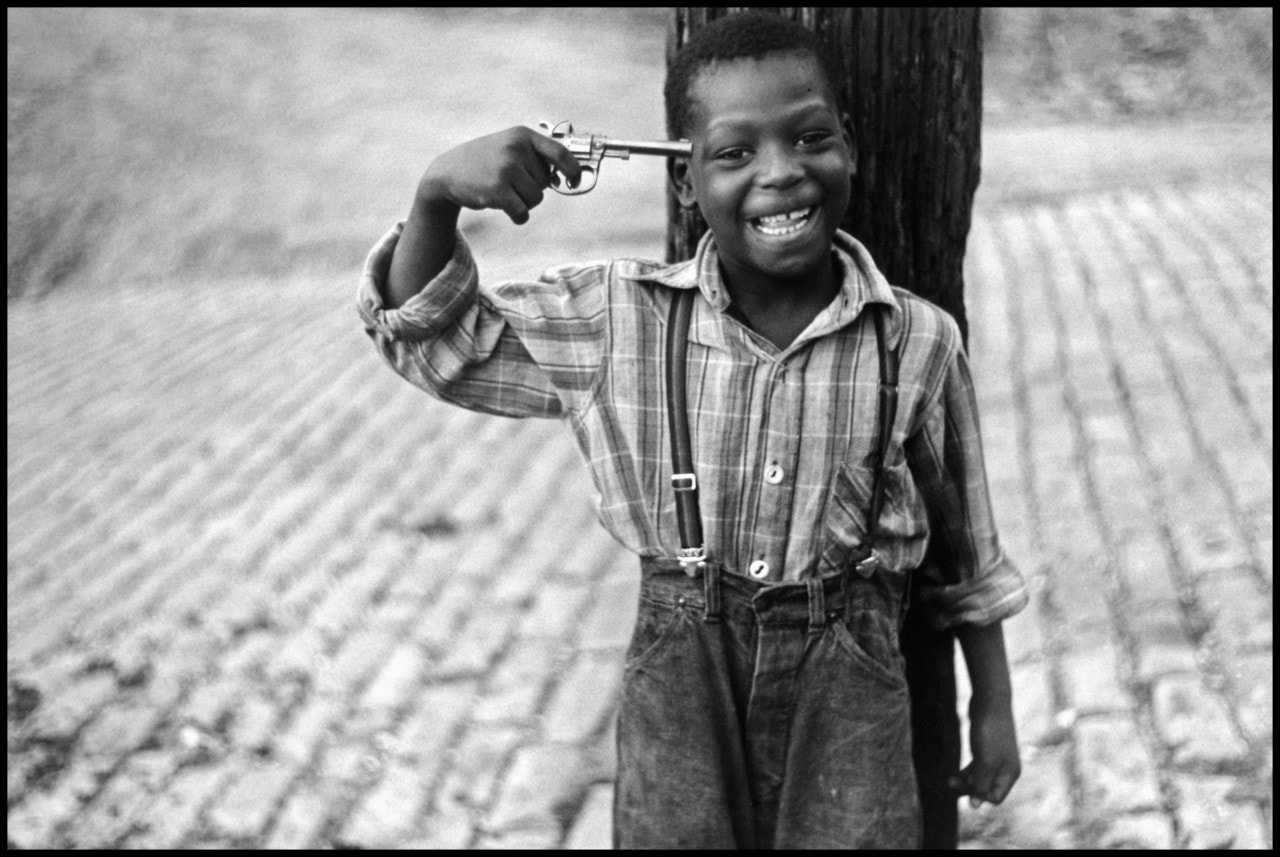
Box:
[625,229,904,351]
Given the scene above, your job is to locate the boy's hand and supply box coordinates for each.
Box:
[419,126,583,225]
[949,695,1021,807]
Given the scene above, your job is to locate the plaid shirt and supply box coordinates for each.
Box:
[358,223,1027,629]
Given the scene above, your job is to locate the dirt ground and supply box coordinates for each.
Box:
[6,8,674,297]
[6,7,1273,298]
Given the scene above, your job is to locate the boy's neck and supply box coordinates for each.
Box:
[718,253,842,350]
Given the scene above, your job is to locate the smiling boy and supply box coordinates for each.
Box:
[667,42,850,352]
[359,12,1027,850]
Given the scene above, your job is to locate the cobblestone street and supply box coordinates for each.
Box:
[9,172,1271,848]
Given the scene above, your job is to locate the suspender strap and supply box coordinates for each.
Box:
[666,289,706,575]
[664,289,900,579]
[702,561,722,623]
[856,305,900,576]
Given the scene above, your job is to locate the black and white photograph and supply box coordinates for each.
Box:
[8,7,1272,849]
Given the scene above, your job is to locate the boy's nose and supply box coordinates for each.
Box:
[756,143,804,188]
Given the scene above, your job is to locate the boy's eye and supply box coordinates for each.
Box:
[715,147,749,161]
[798,131,833,146]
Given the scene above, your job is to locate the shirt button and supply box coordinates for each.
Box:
[764,463,784,485]
[748,560,770,579]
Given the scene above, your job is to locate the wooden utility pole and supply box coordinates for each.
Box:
[667,8,983,848]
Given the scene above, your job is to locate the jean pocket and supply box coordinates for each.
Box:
[830,610,906,690]
[624,594,688,674]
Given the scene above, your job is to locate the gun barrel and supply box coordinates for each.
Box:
[607,138,692,158]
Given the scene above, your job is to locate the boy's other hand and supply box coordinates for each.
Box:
[419,126,583,225]
[948,697,1021,808]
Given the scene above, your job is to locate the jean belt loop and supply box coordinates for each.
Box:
[806,577,825,637]
[702,563,722,623]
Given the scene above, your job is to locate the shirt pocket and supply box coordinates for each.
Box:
[818,459,927,577]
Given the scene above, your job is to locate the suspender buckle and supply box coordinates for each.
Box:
[854,550,881,578]
[676,546,707,576]
[671,473,698,492]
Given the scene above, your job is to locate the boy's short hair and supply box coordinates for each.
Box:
[664,11,843,140]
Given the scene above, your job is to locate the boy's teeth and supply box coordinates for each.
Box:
[751,206,814,235]
[757,207,811,224]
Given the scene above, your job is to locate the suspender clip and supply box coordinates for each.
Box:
[855,550,881,578]
[676,546,707,576]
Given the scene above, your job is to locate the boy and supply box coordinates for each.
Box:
[358,12,1026,849]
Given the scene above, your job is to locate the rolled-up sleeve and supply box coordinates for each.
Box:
[357,222,607,419]
[906,339,1029,629]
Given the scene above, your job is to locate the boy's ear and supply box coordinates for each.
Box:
[668,156,698,209]
[841,112,858,178]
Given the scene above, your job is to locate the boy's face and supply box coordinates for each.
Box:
[675,52,855,286]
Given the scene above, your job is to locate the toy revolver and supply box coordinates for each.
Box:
[538,120,692,195]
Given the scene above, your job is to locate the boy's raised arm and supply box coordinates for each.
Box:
[385,190,460,309]
[385,127,582,308]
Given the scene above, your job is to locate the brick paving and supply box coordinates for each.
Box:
[7,178,1272,849]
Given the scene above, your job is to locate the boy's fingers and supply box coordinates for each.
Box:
[952,763,1004,805]
[529,133,583,185]
[989,769,1018,804]
[971,768,999,803]
[510,169,545,210]
[494,188,530,225]
[951,771,985,808]
[521,151,551,187]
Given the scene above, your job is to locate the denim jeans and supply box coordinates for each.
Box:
[614,558,921,849]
